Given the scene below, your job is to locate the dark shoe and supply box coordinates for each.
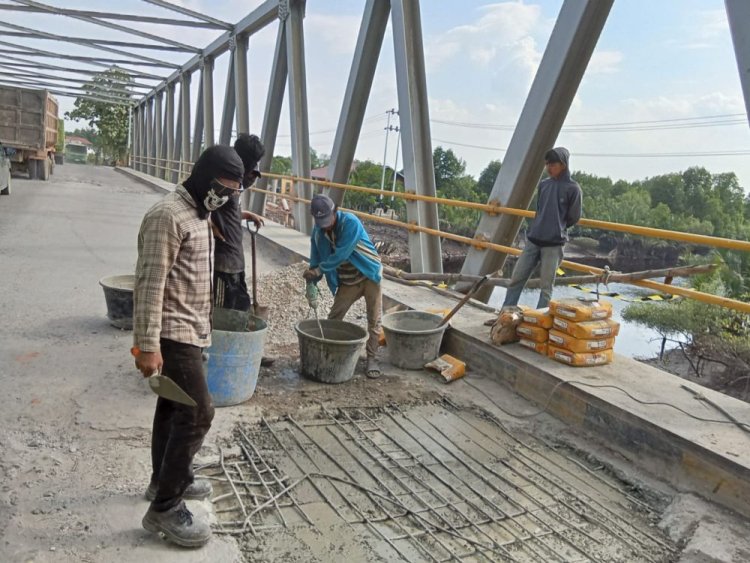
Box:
[260,356,275,368]
[142,501,211,548]
[145,479,213,502]
[365,358,382,379]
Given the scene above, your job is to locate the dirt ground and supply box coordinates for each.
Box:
[2,165,750,562]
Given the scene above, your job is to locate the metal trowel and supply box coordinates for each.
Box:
[131,347,197,406]
[146,371,197,406]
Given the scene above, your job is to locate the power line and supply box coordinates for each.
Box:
[431,138,750,158]
[431,112,748,133]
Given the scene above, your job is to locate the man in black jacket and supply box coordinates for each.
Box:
[502,147,582,309]
[210,134,265,311]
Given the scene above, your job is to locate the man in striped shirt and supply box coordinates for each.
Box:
[134,145,244,547]
[303,194,384,378]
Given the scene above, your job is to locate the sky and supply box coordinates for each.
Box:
[3,0,750,191]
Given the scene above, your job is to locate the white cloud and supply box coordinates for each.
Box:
[587,50,623,75]
[426,2,544,78]
[304,13,363,56]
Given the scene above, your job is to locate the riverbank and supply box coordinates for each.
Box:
[642,347,750,405]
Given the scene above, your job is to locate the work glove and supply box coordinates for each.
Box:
[302,267,320,282]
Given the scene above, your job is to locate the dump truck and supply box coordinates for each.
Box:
[0,85,58,181]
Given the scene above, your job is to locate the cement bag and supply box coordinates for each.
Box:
[552,317,620,339]
[521,307,553,329]
[516,323,549,343]
[519,338,548,355]
[490,306,526,345]
[550,298,612,322]
[548,345,614,367]
[548,329,615,353]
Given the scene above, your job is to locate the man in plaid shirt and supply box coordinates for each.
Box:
[133,145,244,547]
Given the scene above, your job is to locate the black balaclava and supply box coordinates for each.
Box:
[183,145,244,218]
[234,133,265,189]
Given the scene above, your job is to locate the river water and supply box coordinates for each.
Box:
[488,283,670,359]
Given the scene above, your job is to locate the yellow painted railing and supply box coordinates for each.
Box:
[127,158,750,313]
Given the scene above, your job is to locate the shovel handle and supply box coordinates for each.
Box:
[438,275,490,328]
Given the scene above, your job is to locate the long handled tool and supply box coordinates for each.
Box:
[438,275,490,328]
[247,221,269,321]
[131,347,197,407]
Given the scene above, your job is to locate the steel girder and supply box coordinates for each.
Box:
[460,0,614,300]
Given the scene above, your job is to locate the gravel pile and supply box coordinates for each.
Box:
[257,262,368,349]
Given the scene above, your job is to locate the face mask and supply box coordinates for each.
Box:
[204,179,235,211]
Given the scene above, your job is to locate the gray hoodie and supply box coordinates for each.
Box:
[526,147,582,247]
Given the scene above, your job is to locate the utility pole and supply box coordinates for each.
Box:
[379,108,398,199]
[390,125,400,202]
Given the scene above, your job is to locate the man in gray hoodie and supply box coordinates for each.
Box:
[502,147,582,309]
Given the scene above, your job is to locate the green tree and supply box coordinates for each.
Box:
[55,119,65,153]
[477,159,502,198]
[432,146,466,191]
[65,68,132,163]
[270,155,292,175]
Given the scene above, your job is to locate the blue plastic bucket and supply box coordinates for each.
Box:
[206,308,268,407]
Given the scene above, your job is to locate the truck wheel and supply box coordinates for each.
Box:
[41,158,50,181]
[0,177,10,196]
[28,160,38,180]
[49,156,54,176]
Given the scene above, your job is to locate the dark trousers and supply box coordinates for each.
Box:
[150,338,215,512]
[214,270,251,312]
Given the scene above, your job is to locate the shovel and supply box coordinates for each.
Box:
[246,221,269,322]
[131,347,197,407]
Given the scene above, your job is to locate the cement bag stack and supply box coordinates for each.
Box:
[516,308,553,355]
[547,298,619,367]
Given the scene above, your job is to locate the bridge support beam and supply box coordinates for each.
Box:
[234,34,250,136]
[179,73,191,181]
[286,0,312,234]
[391,0,442,274]
[326,0,390,207]
[154,92,163,179]
[461,0,613,300]
[726,0,750,126]
[219,50,236,146]
[249,23,287,216]
[165,83,175,182]
[146,97,154,176]
[192,80,204,163]
[202,57,215,148]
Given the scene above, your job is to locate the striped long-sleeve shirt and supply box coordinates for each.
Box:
[133,185,213,352]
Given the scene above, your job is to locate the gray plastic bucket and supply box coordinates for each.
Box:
[99,275,134,330]
[381,311,447,370]
[206,308,268,407]
[295,319,367,384]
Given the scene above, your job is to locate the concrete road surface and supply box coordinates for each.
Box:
[0,165,243,562]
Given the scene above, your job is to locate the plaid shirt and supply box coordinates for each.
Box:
[133,185,213,351]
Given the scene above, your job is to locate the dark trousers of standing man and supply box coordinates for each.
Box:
[149,338,215,512]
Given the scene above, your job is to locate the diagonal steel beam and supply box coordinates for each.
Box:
[12,0,201,53]
[0,3,226,29]
[0,20,180,68]
[142,0,232,30]
[219,50,236,146]
[326,0,390,208]
[0,78,133,106]
[726,0,750,126]
[0,43,175,73]
[0,55,159,87]
[140,0,278,100]
[0,30,194,52]
[0,67,138,97]
[460,0,614,300]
